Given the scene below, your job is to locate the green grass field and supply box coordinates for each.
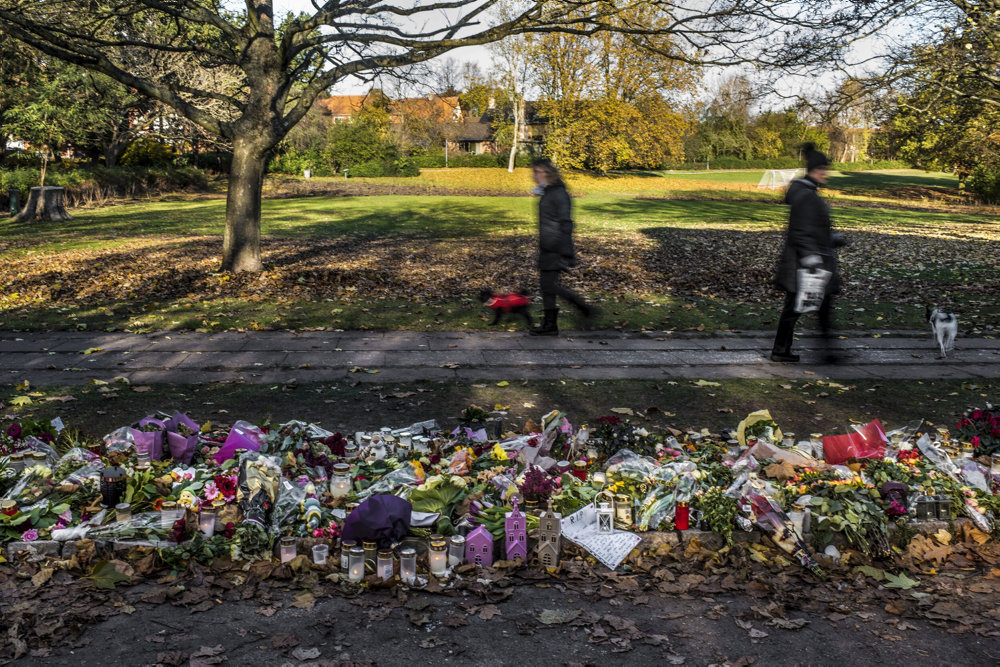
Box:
[1,167,997,334]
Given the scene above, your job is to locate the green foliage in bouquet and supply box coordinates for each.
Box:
[693,487,738,545]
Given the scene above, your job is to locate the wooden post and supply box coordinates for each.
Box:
[14,186,72,222]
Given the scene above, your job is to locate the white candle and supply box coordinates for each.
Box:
[348,546,365,582]
[400,548,416,584]
[198,510,215,537]
[429,550,447,575]
[279,537,296,563]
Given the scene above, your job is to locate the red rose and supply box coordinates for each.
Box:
[429,453,441,465]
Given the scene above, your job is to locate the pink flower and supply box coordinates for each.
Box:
[21,528,38,541]
[972,409,984,421]
[203,480,221,501]
[6,423,22,439]
[58,509,72,523]
[972,436,981,448]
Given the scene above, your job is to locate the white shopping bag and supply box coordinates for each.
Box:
[795,268,832,314]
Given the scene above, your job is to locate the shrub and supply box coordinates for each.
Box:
[967,164,1000,204]
[121,138,178,167]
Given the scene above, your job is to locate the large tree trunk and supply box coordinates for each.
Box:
[221,138,267,272]
[15,186,72,222]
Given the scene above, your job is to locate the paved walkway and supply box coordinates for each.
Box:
[3,329,999,385]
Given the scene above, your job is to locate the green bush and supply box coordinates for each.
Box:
[967,164,1000,204]
[411,152,534,168]
[121,138,178,167]
[1,165,209,209]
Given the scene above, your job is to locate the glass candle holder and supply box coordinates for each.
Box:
[400,547,417,584]
[341,539,356,570]
[9,452,24,473]
[348,546,365,582]
[312,543,329,565]
[448,535,466,568]
[398,431,412,447]
[590,471,607,490]
[100,466,128,508]
[363,540,377,573]
[136,449,151,466]
[1,500,18,517]
[429,537,448,576]
[377,549,394,581]
[160,500,178,529]
[597,502,614,533]
[781,432,795,448]
[572,460,588,482]
[383,436,396,455]
[556,460,571,475]
[279,536,297,563]
[330,463,352,498]
[344,443,359,460]
[211,499,226,531]
[613,494,633,529]
[675,502,690,530]
[198,506,216,537]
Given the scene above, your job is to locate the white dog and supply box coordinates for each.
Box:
[926,306,958,359]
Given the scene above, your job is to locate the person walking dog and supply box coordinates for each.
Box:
[529,158,595,336]
[771,143,845,363]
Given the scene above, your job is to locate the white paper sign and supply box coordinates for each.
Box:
[561,503,641,571]
[50,417,65,434]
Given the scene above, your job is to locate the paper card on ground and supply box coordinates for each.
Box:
[561,503,641,571]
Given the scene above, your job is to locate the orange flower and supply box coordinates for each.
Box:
[152,497,165,511]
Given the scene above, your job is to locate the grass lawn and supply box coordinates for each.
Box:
[3,377,994,443]
[1,167,998,334]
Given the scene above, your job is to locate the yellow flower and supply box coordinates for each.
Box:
[491,444,509,461]
[410,460,426,482]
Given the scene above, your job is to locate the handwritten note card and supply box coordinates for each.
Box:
[561,503,641,571]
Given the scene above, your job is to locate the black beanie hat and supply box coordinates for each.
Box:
[803,142,829,171]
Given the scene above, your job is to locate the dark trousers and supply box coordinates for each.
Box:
[540,269,589,312]
[773,291,834,353]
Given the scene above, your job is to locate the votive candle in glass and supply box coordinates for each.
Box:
[160,500,178,529]
[675,502,690,530]
[348,545,365,582]
[115,502,131,523]
[279,536,297,563]
[312,543,329,565]
[400,547,417,584]
[572,460,588,482]
[556,460,571,475]
[330,463,352,498]
[448,535,466,568]
[136,449,151,467]
[212,499,226,531]
[363,540,377,573]
[398,431,412,447]
[340,539,356,570]
[429,537,448,576]
[198,505,216,537]
[377,549,394,581]
[9,452,24,473]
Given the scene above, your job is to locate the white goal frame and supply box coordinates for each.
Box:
[757,168,803,189]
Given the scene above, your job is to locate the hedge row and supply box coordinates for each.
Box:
[0,166,209,209]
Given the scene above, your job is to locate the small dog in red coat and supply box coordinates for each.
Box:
[479,289,533,328]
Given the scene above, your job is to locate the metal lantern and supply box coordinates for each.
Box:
[597,502,614,533]
[934,495,953,520]
[99,466,127,508]
[914,493,936,521]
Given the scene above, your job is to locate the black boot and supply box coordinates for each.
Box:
[770,346,800,362]
[530,309,559,336]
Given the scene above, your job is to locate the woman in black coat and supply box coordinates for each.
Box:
[529,158,594,336]
[771,144,844,362]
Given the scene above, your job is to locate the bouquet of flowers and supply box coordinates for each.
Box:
[955,405,1000,456]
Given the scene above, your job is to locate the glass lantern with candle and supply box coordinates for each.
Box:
[100,466,127,508]
[312,543,329,565]
[330,463,352,498]
[400,547,417,584]
[428,537,448,576]
[198,505,216,537]
[448,535,465,568]
[279,536,297,563]
[597,502,614,533]
[398,431,412,448]
[572,460,588,482]
[613,493,633,529]
[377,549,394,581]
[348,546,365,582]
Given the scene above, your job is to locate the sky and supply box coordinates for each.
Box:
[271,0,943,111]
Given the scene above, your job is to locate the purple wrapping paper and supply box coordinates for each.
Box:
[341,494,412,549]
[131,417,165,460]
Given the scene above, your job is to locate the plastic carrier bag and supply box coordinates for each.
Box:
[795,268,832,314]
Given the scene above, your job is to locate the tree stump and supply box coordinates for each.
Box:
[15,186,73,222]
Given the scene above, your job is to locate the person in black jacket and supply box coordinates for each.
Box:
[529,158,594,336]
[771,144,845,362]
